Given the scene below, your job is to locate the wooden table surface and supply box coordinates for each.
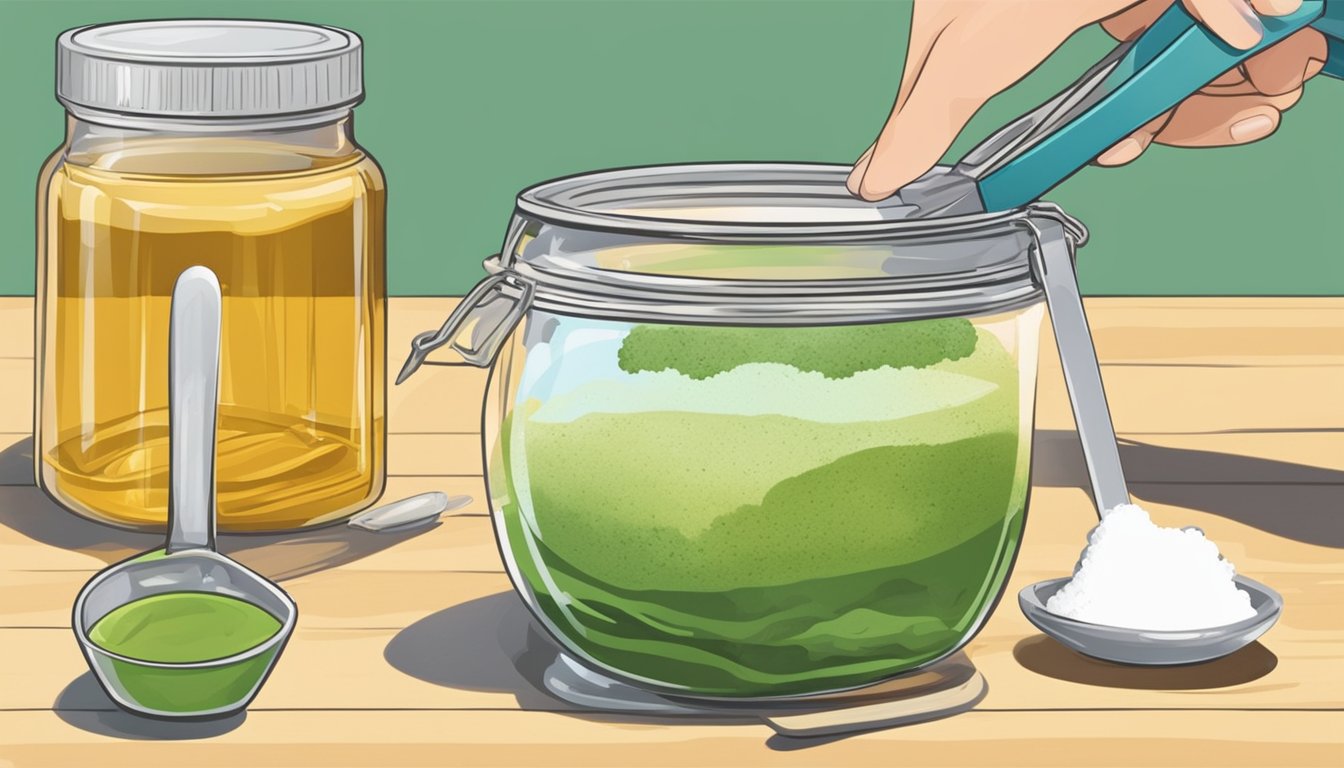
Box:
[1,297,1341,767]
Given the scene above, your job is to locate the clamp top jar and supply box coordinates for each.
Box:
[401,163,1086,698]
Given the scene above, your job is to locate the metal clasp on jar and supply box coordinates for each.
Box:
[395,270,535,384]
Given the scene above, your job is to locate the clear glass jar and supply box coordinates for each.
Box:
[36,21,385,532]
[401,164,1086,699]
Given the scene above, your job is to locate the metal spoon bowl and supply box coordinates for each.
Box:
[1018,576,1282,666]
[72,547,296,718]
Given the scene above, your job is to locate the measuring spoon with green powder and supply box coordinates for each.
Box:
[72,266,298,719]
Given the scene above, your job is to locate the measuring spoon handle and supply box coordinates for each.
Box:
[167,266,222,554]
[1030,217,1131,517]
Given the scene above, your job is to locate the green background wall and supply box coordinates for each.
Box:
[2,0,1340,296]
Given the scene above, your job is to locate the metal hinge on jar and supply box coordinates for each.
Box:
[395,270,535,383]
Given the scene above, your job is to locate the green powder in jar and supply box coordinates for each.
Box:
[499,316,1029,697]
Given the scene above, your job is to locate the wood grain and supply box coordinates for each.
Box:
[1,711,1342,768]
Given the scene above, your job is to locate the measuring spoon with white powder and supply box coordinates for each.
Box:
[1019,207,1282,666]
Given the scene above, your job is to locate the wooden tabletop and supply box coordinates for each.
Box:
[1,297,1341,767]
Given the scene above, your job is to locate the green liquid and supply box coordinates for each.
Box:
[497,317,1031,698]
[90,592,281,663]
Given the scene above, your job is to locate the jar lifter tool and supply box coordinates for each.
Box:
[888,0,1344,219]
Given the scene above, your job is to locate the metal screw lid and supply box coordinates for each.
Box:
[56,19,363,119]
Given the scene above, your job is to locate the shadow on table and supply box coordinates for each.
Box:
[53,672,246,739]
[1012,635,1278,689]
[1033,429,1344,547]
[384,590,578,712]
[0,436,156,563]
[0,435,438,579]
[386,592,984,751]
[220,524,441,582]
[384,591,753,725]
[0,433,36,485]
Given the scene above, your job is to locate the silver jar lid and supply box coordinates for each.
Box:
[501,164,1086,324]
[397,164,1087,381]
[57,20,362,121]
[516,163,1062,241]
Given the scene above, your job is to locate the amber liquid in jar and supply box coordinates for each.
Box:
[37,131,386,531]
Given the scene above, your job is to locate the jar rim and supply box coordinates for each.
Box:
[497,163,1088,326]
[516,162,1036,241]
[398,173,1085,379]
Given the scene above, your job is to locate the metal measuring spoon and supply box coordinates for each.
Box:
[72,266,297,718]
[1030,217,1130,516]
[1022,224,1284,665]
[1018,575,1282,666]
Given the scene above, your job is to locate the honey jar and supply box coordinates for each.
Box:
[36,20,386,531]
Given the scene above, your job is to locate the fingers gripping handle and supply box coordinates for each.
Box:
[977,0,1336,213]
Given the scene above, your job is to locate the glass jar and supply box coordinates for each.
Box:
[36,21,386,532]
[400,164,1086,699]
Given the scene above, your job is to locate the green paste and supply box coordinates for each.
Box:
[498,316,1029,698]
[90,592,281,663]
[617,319,979,380]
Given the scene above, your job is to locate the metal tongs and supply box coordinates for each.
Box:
[891,1,1342,516]
[890,0,1344,219]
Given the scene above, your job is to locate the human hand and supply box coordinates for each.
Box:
[847,0,1330,201]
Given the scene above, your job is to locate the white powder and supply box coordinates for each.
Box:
[1045,504,1257,630]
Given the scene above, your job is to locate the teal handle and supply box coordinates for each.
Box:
[979,0,1339,212]
[1320,1,1344,77]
